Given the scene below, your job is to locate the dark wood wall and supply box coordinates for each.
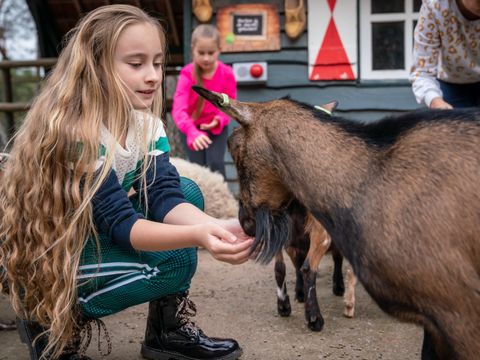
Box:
[29,0,185,64]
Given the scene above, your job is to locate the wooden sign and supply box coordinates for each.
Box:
[217,4,280,53]
[233,14,263,36]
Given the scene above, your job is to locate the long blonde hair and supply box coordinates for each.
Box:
[191,24,220,119]
[0,4,166,357]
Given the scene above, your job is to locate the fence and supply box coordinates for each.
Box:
[0,58,56,140]
[0,58,182,153]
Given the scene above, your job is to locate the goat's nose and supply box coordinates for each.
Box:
[242,218,256,237]
[238,204,254,236]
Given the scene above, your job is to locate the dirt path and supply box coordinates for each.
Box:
[1,250,422,359]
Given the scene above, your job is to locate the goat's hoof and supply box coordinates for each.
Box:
[332,283,345,296]
[307,316,324,332]
[295,290,305,303]
[343,305,355,318]
[277,297,292,317]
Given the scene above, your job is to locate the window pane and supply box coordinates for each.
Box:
[372,21,405,70]
[371,0,404,13]
[413,0,422,12]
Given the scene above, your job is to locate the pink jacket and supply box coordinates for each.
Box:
[172,61,237,150]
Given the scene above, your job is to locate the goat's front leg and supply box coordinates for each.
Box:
[285,240,308,303]
[343,264,357,318]
[301,214,331,331]
[421,329,440,360]
[274,251,291,317]
[329,242,356,318]
[330,243,345,296]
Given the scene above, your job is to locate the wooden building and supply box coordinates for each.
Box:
[26,0,422,193]
[189,0,422,119]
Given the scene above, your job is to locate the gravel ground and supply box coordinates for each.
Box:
[0,249,422,360]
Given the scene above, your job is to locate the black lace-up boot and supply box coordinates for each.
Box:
[16,317,93,360]
[141,292,243,360]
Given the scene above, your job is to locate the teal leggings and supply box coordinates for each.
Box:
[77,177,204,319]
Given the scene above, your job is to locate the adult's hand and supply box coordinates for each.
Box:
[430,97,453,110]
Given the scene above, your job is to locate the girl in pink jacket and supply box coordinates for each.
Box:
[172,24,237,178]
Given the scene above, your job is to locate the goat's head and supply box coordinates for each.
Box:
[192,86,335,263]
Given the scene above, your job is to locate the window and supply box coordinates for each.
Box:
[360,0,421,80]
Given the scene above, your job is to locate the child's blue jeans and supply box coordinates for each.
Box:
[439,80,480,108]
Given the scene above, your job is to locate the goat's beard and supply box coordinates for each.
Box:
[251,207,293,264]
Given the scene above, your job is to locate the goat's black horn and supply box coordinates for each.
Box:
[192,85,252,127]
[191,86,224,106]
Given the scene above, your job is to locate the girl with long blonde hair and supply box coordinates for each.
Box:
[0,5,250,360]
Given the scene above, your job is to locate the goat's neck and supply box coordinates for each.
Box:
[265,118,374,211]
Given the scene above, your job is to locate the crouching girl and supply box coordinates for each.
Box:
[0,5,251,360]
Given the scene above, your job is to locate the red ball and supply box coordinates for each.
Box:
[250,64,263,78]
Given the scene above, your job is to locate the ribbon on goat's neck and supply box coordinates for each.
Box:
[219,93,230,107]
[314,105,332,116]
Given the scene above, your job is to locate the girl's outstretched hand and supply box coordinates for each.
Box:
[217,218,253,243]
[197,222,253,265]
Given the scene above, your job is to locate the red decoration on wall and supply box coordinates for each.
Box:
[327,0,336,11]
[250,64,264,78]
[309,0,355,81]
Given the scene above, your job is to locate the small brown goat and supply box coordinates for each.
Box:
[275,201,356,331]
[192,86,480,360]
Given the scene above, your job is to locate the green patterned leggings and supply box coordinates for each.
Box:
[77,177,204,319]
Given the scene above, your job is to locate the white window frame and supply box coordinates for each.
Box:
[360,0,420,80]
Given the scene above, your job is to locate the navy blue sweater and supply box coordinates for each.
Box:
[91,153,186,249]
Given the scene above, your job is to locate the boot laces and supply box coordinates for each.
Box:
[77,318,112,357]
[175,296,200,338]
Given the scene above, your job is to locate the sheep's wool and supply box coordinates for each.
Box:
[171,157,238,219]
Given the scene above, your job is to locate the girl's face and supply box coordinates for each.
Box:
[114,22,163,109]
[192,37,220,74]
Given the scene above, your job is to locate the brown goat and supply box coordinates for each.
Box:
[192,86,480,360]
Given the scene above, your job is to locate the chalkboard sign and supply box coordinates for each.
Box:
[217,4,280,53]
[233,14,263,36]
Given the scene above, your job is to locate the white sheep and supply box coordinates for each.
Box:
[170,157,238,219]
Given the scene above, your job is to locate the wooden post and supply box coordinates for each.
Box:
[0,58,57,143]
[1,67,15,139]
[183,0,192,64]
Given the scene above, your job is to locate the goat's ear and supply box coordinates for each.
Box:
[192,86,253,126]
[319,101,339,113]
